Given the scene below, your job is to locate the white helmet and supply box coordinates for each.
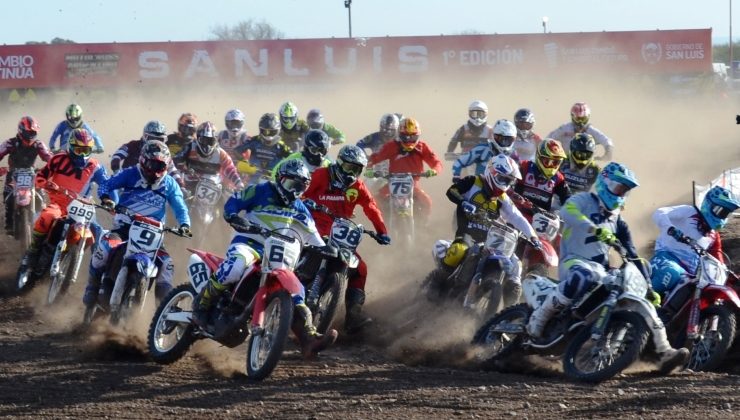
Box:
[491,119,517,155]
[468,100,488,127]
[224,108,245,135]
[483,154,521,192]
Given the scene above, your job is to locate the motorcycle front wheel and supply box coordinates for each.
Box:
[471,303,530,366]
[314,272,347,335]
[246,290,293,381]
[47,243,83,305]
[686,304,737,372]
[148,284,197,364]
[17,206,32,251]
[110,271,146,326]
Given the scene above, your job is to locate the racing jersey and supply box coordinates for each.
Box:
[547,122,613,161]
[302,166,387,236]
[281,120,310,152]
[217,129,250,163]
[447,175,536,241]
[35,153,111,210]
[0,136,52,169]
[271,152,331,179]
[446,123,493,153]
[99,166,190,230]
[356,131,393,155]
[560,159,600,193]
[48,120,104,151]
[165,133,192,157]
[319,122,345,146]
[513,131,543,162]
[513,160,571,216]
[224,182,325,254]
[452,143,519,178]
[236,137,293,175]
[652,204,723,275]
[110,139,182,183]
[368,140,443,179]
[174,142,243,189]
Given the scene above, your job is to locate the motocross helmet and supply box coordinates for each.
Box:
[514,108,535,137]
[379,113,400,140]
[468,100,488,127]
[700,186,740,230]
[258,113,281,147]
[195,121,218,157]
[302,129,330,167]
[65,104,83,128]
[569,133,596,169]
[483,154,521,194]
[142,120,167,142]
[398,117,421,152]
[224,108,245,135]
[330,145,368,190]
[570,102,591,129]
[306,108,325,130]
[491,119,517,155]
[535,138,566,178]
[17,116,39,146]
[274,158,311,205]
[68,128,94,168]
[279,101,299,130]
[139,140,172,185]
[177,112,198,140]
[594,162,639,212]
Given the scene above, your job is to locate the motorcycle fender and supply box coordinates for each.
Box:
[16,188,32,206]
[131,253,157,280]
[616,294,664,327]
[109,265,129,308]
[69,223,94,245]
[269,268,303,295]
[346,251,359,269]
[701,285,740,310]
[536,240,559,267]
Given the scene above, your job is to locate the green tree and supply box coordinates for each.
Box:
[210,19,284,40]
[25,37,75,45]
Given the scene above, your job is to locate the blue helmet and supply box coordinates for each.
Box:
[594,162,639,211]
[700,186,740,230]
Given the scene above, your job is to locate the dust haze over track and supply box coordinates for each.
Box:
[1,73,739,418]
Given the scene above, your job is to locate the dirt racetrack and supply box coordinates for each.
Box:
[1,75,740,418]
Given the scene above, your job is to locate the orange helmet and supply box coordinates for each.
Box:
[535,138,566,178]
[398,117,420,152]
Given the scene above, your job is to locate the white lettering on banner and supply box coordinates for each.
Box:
[665,43,705,60]
[458,48,524,66]
[139,51,169,78]
[284,49,309,76]
[398,46,428,72]
[185,50,219,78]
[235,49,268,76]
[325,46,357,75]
[0,55,34,80]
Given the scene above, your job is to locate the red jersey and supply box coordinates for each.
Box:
[35,153,107,211]
[368,140,443,179]
[303,167,388,236]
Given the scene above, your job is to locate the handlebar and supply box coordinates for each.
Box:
[113,205,192,238]
[226,215,297,243]
[302,199,384,244]
[368,172,430,179]
[507,190,561,221]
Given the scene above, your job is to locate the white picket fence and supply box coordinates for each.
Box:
[693,168,740,216]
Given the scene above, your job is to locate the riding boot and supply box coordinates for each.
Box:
[192,275,227,328]
[292,303,338,359]
[503,281,522,308]
[526,290,571,338]
[19,231,45,269]
[83,267,104,306]
[344,288,373,334]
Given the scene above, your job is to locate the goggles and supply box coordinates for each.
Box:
[515,121,533,131]
[180,125,196,136]
[226,120,244,131]
[198,136,217,147]
[340,161,364,176]
[469,110,487,119]
[494,173,518,188]
[144,159,168,173]
[572,116,589,126]
[711,204,734,219]
[572,150,593,162]
[539,156,563,169]
[605,178,632,197]
[21,130,38,141]
[306,145,328,156]
[400,133,419,143]
[494,135,515,148]
[381,127,397,138]
[72,145,92,157]
[281,176,309,194]
[144,133,166,142]
[261,128,279,138]
[67,116,82,125]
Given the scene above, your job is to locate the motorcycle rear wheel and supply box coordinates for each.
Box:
[314,272,347,335]
[471,303,530,366]
[148,284,197,364]
[686,304,736,372]
[246,290,293,380]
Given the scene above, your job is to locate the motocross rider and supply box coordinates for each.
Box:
[302,145,392,333]
[218,108,250,163]
[18,128,111,273]
[452,119,519,183]
[446,100,493,159]
[649,186,740,298]
[512,108,542,162]
[356,113,399,156]
[547,102,613,161]
[271,129,332,178]
[83,140,191,308]
[560,133,601,193]
[111,120,184,186]
[435,154,540,307]
[174,121,244,195]
[511,138,571,220]
[278,101,310,152]
[236,113,292,184]
[0,116,52,234]
[525,162,690,373]
[192,159,338,358]
[166,112,198,156]
[306,108,346,146]
[48,104,104,153]
[366,117,442,226]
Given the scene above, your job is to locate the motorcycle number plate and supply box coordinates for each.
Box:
[14,169,34,188]
[330,218,362,249]
[264,236,301,272]
[67,199,95,224]
[532,212,559,242]
[389,175,413,198]
[196,178,222,206]
[128,219,164,255]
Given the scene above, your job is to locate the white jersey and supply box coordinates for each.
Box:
[547,122,613,160]
[652,204,719,275]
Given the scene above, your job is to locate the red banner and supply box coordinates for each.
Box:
[0,29,712,89]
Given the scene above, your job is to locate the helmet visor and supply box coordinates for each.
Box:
[469,110,486,119]
[572,116,589,126]
[179,124,196,137]
[340,161,364,177]
[381,127,397,138]
[515,121,533,131]
[226,120,244,131]
[72,145,92,157]
[399,133,419,144]
[711,204,734,219]
[261,128,279,138]
[494,173,518,189]
[539,156,563,169]
[605,178,632,197]
[495,135,515,148]
[572,150,593,162]
[199,136,217,147]
[67,116,82,126]
[21,129,38,141]
[281,176,309,195]
[144,159,168,174]
[306,145,328,156]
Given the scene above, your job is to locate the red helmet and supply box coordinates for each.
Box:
[17,116,39,146]
[139,140,172,184]
[570,102,591,128]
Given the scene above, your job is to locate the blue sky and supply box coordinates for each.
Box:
[4,0,736,45]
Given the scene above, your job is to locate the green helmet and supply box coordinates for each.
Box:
[279,101,299,130]
[65,104,83,128]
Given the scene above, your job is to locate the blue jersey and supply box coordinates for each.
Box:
[225,182,324,255]
[235,137,292,172]
[48,121,104,151]
[100,166,190,230]
[452,143,519,177]
[356,131,391,155]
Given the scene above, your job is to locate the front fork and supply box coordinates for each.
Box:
[686,288,703,340]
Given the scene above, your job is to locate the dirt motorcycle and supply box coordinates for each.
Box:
[183,171,223,248]
[370,171,431,250]
[0,166,45,250]
[472,241,655,383]
[295,199,383,334]
[16,185,103,303]
[659,229,740,371]
[507,190,561,276]
[147,219,313,380]
[83,205,191,326]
